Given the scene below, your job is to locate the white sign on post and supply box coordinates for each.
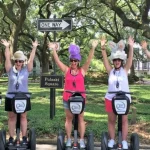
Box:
[37,19,72,31]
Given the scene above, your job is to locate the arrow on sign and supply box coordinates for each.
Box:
[40,20,70,30]
[61,20,70,29]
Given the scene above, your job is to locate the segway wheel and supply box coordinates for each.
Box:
[86,131,94,150]
[57,131,65,150]
[0,130,6,150]
[130,133,139,150]
[101,132,108,150]
[28,128,36,150]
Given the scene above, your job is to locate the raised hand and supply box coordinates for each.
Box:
[100,36,107,47]
[47,42,58,50]
[91,39,99,49]
[32,39,39,48]
[128,36,134,47]
[141,40,147,51]
[1,39,10,47]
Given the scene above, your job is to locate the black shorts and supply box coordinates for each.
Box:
[5,97,31,112]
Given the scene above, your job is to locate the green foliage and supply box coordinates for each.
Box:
[0,64,3,71]
[85,60,108,84]
[128,74,139,84]
[1,0,149,74]
[89,59,103,71]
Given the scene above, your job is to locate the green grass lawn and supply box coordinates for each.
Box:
[0,81,150,144]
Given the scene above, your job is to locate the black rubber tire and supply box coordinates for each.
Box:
[0,130,5,150]
[86,131,94,150]
[57,131,65,150]
[101,132,108,150]
[130,133,139,150]
[28,128,36,150]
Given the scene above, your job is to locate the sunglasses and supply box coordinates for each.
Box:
[15,60,24,63]
[113,59,122,62]
[70,59,78,62]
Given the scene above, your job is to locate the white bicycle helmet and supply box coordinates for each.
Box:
[109,40,127,63]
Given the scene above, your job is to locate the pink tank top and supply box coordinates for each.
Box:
[63,68,86,101]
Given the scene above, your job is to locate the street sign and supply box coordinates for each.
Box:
[40,75,64,88]
[37,18,72,31]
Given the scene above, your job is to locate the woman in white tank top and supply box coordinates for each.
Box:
[100,36,134,149]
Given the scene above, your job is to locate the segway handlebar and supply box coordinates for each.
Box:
[65,90,87,94]
[108,91,132,95]
[8,91,32,95]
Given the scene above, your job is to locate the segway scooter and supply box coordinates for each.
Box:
[57,90,94,150]
[101,91,139,150]
[0,91,36,150]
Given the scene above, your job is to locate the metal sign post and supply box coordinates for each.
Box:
[50,15,56,120]
[38,16,72,119]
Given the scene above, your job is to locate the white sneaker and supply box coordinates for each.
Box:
[80,139,86,149]
[66,138,72,147]
[122,140,128,149]
[108,139,115,148]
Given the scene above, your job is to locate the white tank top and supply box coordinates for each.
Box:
[105,67,131,102]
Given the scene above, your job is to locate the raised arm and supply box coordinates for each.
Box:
[1,39,12,72]
[47,42,68,73]
[141,40,150,58]
[82,40,99,73]
[27,39,39,72]
[100,37,112,74]
[124,36,134,72]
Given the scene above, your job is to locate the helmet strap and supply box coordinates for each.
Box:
[114,66,121,70]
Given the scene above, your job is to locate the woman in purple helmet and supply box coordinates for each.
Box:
[48,40,98,148]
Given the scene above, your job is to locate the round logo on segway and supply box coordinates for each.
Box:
[70,102,82,114]
[116,101,125,110]
[16,101,25,109]
[15,99,27,113]
[114,100,127,114]
[72,103,81,111]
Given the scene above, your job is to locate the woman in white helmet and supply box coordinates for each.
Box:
[100,36,134,149]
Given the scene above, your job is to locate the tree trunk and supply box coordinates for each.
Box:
[40,32,51,73]
[130,60,135,76]
[41,50,49,73]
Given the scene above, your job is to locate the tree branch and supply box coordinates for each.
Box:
[141,0,150,24]
[0,1,18,24]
